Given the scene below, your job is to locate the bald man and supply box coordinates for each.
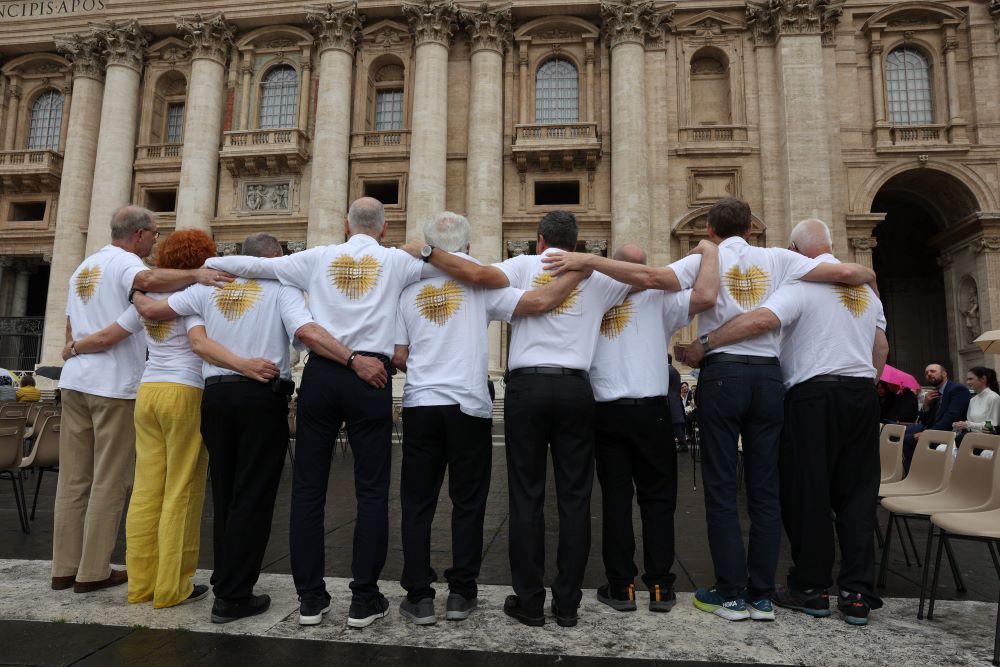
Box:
[589,244,719,613]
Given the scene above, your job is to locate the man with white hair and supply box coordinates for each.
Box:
[684,218,889,626]
[391,212,588,625]
[206,197,426,629]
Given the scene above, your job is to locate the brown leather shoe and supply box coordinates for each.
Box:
[51,575,75,591]
[74,569,128,594]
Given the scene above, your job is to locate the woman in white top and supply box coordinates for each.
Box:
[953,366,1000,434]
[68,230,218,608]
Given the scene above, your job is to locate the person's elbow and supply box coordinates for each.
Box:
[689,289,717,315]
[132,270,154,291]
[294,324,320,351]
[753,311,781,335]
[516,292,547,315]
[391,349,408,371]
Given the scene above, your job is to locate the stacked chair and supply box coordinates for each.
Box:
[0,413,30,533]
[19,413,61,522]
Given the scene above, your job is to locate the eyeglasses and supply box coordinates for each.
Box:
[142,228,160,239]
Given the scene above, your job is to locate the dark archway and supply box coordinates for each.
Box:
[871,169,979,377]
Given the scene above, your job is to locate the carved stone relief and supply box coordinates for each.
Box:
[960,276,981,344]
[239,179,293,214]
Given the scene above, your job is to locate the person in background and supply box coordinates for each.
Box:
[16,375,41,402]
[901,364,970,474]
[668,358,688,453]
[0,376,16,401]
[877,381,898,423]
[896,388,919,423]
[953,367,1000,436]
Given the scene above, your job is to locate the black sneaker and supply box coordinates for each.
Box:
[648,583,677,612]
[551,601,578,627]
[773,586,831,618]
[180,584,209,606]
[445,592,477,621]
[210,594,271,624]
[503,595,544,627]
[347,593,390,629]
[838,591,870,626]
[399,597,436,625]
[597,583,637,612]
[298,592,332,626]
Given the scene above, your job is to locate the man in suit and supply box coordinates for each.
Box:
[901,363,970,474]
[667,359,687,452]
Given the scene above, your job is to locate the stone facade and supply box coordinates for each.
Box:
[0,0,997,376]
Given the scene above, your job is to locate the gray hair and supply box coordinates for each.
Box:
[789,218,833,256]
[242,232,283,258]
[110,205,155,240]
[347,197,386,235]
[424,211,470,253]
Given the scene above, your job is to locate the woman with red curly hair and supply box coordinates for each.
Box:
[69,229,217,608]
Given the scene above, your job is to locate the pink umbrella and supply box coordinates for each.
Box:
[879,364,921,393]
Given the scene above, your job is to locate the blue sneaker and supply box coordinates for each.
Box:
[693,588,750,621]
[838,591,870,626]
[748,597,775,622]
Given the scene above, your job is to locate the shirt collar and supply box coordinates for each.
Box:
[815,252,838,263]
[347,234,378,247]
[718,236,748,250]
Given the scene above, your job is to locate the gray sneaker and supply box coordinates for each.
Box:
[445,593,477,621]
[399,597,436,625]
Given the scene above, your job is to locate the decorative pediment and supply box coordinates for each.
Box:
[674,10,744,35]
[146,37,191,66]
[1,53,70,78]
[861,1,965,32]
[236,26,313,51]
[514,16,600,42]
[362,19,411,50]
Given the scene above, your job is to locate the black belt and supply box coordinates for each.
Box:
[205,375,255,387]
[703,353,779,366]
[508,366,589,380]
[599,396,667,406]
[803,374,874,385]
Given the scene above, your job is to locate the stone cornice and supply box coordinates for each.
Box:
[746,0,844,47]
[402,0,459,47]
[460,2,512,55]
[90,19,150,73]
[600,0,675,49]
[54,33,106,82]
[306,2,365,56]
[972,236,1000,254]
[177,12,236,65]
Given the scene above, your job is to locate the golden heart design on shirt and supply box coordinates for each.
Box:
[415,280,465,326]
[600,298,635,340]
[833,284,870,318]
[74,266,102,304]
[213,279,264,322]
[328,254,382,300]
[142,317,174,344]
[724,265,770,310]
[531,272,580,316]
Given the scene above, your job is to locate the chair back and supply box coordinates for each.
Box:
[907,429,956,494]
[0,402,29,419]
[879,424,906,484]
[28,414,60,469]
[0,418,23,469]
[957,433,1000,510]
[25,403,41,428]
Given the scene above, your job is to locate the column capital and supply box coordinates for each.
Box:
[461,2,512,55]
[177,12,236,65]
[600,0,674,49]
[506,240,531,257]
[971,236,1000,254]
[942,36,959,53]
[55,33,106,82]
[746,0,844,47]
[849,236,877,252]
[216,241,241,256]
[91,19,150,73]
[306,2,365,56]
[584,239,608,256]
[286,240,307,253]
[403,0,459,48]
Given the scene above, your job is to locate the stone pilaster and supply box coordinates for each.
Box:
[506,240,531,257]
[601,0,671,249]
[972,236,1000,353]
[85,20,149,255]
[175,13,235,233]
[746,0,843,47]
[40,33,107,364]
[3,76,20,150]
[306,1,364,246]
[849,236,877,269]
[403,0,459,237]
[942,30,966,143]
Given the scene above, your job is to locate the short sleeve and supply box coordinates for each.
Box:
[873,291,887,330]
[394,306,410,347]
[167,284,205,317]
[486,287,526,323]
[662,289,693,335]
[115,306,144,334]
[493,254,533,289]
[119,254,148,292]
[277,285,314,340]
[208,249,321,291]
[668,255,702,290]
[592,273,630,311]
[183,314,205,332]
[390,247,425,286]
[760,283,804,327]
[772,248,821,287]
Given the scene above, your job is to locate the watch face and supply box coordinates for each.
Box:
[421,245,433,258]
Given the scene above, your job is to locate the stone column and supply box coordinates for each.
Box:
[175,13,235,234]
[517,41,529,124]
[973,233,1000,366]
[850,237,877,269]
[39,34,106,364]
[3,75,21,150]
[305,2,364,247]
[584,39,596,122]
[0,259,10,316]
[11,267,30,317]
[58,83,72,151]
[238,53,253,130]
[297,58,312,131]
[601,0,666,248]
[869,39,885,123]
[942,30,966,143]
[85,20,149,256]
[403,0,459,238]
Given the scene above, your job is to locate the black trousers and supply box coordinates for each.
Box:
[595,401,677,592]
[781,379,883,606]
[201,381,288,603]
[504,373,595,612]
[400,404,492,602]
[290,355,392,602]
[697,361,785,599]
[673,422,688,450]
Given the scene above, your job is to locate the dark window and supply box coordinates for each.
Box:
[8,202,46,222]
[534,181,580,206]
[363,180,400,205]
[145,190,177,213]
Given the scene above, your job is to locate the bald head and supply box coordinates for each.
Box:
[346,197,386,236]
[612,244,647,265]
[788,218,833,258]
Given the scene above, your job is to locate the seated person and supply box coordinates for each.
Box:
[902,363,969,474]
[16,375,41,402]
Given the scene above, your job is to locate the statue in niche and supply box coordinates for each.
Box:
[246,185,265,211]
[962,282,981,344]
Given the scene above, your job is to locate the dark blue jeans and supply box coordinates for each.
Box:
[696,361,785,599]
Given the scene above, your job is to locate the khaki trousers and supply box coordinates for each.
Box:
[52,389,136,582]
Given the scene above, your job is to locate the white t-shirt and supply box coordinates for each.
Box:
[167,278,313,381]
[60,244,149,400]
[672,236,820,358]
[590,289,693,402]
[495,249,631,371]
[760,254,887,388]
[116,294,205,389]
[206,234,424,357]
[396,252,525,418]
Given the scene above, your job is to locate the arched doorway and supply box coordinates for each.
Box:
[871,168,980,376]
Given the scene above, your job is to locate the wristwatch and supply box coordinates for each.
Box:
[420,244,434,262]
[699,334,712,354]
[128,287,146,304]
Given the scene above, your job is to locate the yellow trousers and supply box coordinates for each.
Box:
[126,383,208,608]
